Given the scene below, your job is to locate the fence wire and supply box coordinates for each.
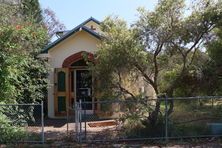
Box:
[66,106,76,138]
[0,102,44,144]
[75,96,222,143]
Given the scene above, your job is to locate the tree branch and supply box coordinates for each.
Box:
[134,63,157,93]
[115,70,137,99]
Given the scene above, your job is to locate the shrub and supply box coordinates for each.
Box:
[0,112,27,143]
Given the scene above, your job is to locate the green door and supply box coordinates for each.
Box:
[54,68,69,115]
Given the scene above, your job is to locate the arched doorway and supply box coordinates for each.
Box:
[54,51,94,116]
[62,51,94,68]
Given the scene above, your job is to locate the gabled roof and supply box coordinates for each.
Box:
[42,17,101,53]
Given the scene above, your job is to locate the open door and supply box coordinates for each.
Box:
[54,68,69,116]
[75,69,93,114]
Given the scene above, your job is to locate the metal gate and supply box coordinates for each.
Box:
[75,100,82,142]
[75,100,91,143]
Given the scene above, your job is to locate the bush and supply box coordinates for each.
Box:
[0,112,27,143]
[119,116,165,138]
[169,123,210,137]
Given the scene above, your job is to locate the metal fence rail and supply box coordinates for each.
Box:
[0,102,44,144]
[75,96,222,143]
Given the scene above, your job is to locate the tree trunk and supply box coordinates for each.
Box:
[166,90,174,116]
[148,99,161,126]
[148,86,161,126]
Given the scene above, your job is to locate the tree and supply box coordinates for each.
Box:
[0,0,66,103]
[0,1,64,143]
[91,0,222,126]
[0,2,49,142]
[42,8,66,39]
[20,0,66,39]
[0,2,48,103]
[201,26,222,95]
[20,0,43,23]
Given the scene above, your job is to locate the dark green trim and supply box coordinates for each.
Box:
[42,17,101,53]
[57,71,66,91]
[58,96,66,112]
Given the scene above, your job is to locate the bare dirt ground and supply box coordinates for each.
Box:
[26,118,73,141]
[42,118,118,141]
[43,118,74,141]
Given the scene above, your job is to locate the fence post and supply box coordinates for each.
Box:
[66,105,69,137]
[164,95,168,142]
[84,101,87,140]
[41,101,44,144]
[79,99,82,143]
[75,102,80,142]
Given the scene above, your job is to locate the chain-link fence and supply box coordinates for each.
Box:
[167,96,222,139]
[67,106,76,138]
[74,96,222,143]
[0,102,44,144]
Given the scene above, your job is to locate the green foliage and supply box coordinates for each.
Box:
[0,3,21,26]
[198,25,222,95]
[95,0,222,98]
[0,1,59,144]
[207,28,222,65]
[0,112,27,143]
[21,0,43,23]
[0,2,49,143]
[91,0,222,126]
[90,16,147,99]
[0,22,48,103]
[135,0,222,95]
[170,123,210,137]
[120,115,165,138]
[168,99,222,137]
[0,2,49,103]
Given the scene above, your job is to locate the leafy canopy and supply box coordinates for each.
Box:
[0,2,49,103]
[91,0,222,125]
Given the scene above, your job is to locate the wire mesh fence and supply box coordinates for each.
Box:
[0,102,44,144]
[74,96,222,143]
[167,96,222,139]
[66,106,76,138]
